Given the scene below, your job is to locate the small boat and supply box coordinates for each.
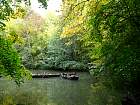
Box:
[32,73,60,78]
[61,73,79,80]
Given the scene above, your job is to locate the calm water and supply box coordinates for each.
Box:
[0,72,96,105]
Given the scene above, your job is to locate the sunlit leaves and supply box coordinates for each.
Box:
[11,6,27,19]
[62,16,85,36]
[5,19,25,44]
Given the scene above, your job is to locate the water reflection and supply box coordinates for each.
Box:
[0,72,94,105]
[0,80,48,105]
[0,72,121,105]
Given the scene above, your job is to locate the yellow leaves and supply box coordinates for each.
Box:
[62,25,81,36]
[61,16,85,37]
[7,34,24,44]
[85,0,109,15]
[62,0,109,38]
[11,6,27,19]
[100,0,109,4]
[5,19,25,44]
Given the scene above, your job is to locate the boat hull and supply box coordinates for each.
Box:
[61,73,79,80]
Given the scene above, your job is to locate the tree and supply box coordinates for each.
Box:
[88,0,140,91]
[0,0,48,84]
[61,0,140,103]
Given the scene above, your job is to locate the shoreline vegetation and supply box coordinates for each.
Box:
[0,0,140,104]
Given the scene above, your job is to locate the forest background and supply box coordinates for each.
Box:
[0,0,140,104]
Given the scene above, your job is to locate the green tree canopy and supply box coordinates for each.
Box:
[0,0,48,85]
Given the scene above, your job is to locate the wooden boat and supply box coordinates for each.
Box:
[32,73,60,78]
[61,73,79,80]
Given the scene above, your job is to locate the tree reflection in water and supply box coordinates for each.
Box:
[0,72,120,105]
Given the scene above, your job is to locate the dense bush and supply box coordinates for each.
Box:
[34,60,87,71]
[59,61,87,71]
[84,1,140,103]
[61,0,140,103]
[0,37,30,85]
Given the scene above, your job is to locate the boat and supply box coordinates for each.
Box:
[61,73,79,80]
[32,73,60,78]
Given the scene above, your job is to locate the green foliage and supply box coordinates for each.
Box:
[0,37,31,85]
[61,0,140,102]
[36,13,89,71]
[0,0,13,29]
[59,61,86,70]
[11,6,27,19]
[87,0,140,92]
[38,0,48,9]
[1,1,89,73]
[4,10,47,70]
[0,0,48,84]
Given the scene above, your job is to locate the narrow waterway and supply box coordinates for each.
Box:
[0,71,120,105]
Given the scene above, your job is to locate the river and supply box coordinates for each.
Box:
[0,71,121,105]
